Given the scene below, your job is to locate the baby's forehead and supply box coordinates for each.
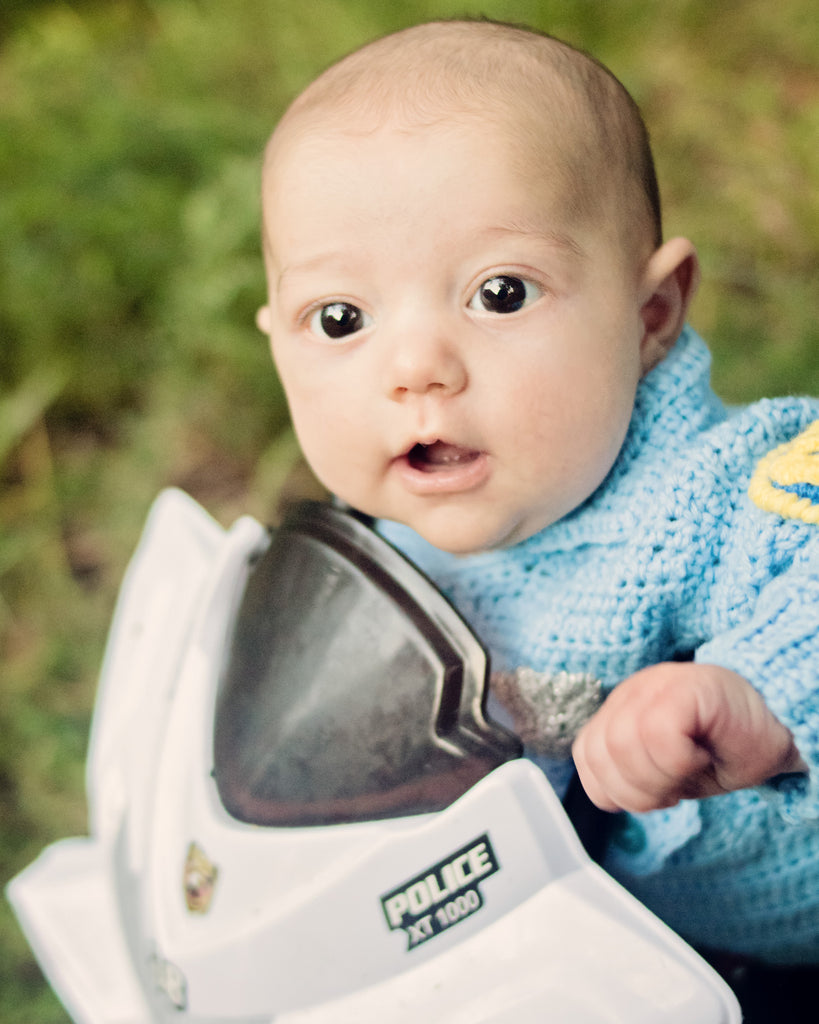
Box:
[262,22,659,259]
[261,112,587,260]
[264,77,582,202]
[263,103,602,260]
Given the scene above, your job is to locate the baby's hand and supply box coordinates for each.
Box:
[572,662,807,813]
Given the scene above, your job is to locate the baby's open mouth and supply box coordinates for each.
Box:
[397,440,489,495]
[408,441,482,471]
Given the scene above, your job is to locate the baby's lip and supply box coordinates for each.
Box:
[394,439,490,494]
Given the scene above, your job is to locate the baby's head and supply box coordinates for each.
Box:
[257,20,698,554]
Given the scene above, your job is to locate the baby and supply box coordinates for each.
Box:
[256,20,819,967]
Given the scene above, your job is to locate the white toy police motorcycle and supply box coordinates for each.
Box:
[8,490,741,1023]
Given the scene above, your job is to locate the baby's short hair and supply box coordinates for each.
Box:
[271,19,662,258]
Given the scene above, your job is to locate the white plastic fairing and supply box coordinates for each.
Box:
[273,867,731,1024]
[8,839,151,1024]
[85,489,230,846]
[7,491,742,1024]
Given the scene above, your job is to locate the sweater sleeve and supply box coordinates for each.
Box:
[695,509,819,824]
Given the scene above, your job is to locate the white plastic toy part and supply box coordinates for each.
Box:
[8,490,742,1024]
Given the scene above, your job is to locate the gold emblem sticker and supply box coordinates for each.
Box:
[749,420,819,524]
[183,841,219,914]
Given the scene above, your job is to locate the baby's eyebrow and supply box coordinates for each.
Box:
[482,222,587,262]
[276,250,351,295]
[273,222,587,297]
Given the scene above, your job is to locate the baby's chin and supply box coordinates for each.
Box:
[391,509,545,556]
[333,486,553,554]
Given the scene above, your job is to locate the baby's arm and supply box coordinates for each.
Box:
[572,662,807,813]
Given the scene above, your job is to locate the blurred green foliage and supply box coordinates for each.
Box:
[0,1,817,1021]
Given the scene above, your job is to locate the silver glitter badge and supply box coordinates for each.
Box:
[491,667,603,759]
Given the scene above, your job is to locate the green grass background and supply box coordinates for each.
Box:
[1,1,817,1020]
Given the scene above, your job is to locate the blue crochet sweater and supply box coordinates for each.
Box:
[380,327,819,964]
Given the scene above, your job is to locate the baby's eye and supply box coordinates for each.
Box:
[309,301,371,340]
[469,275,540,314]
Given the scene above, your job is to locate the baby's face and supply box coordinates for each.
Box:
[259,119,650,553]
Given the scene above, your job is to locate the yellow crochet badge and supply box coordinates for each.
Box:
[749,420,819,524]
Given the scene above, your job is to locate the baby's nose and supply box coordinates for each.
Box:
[386,333,468,400]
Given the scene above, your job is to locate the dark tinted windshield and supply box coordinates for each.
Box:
[213,502,521,826]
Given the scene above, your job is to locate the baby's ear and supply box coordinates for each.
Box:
[638,238,700,374]
[256,305,272,334]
